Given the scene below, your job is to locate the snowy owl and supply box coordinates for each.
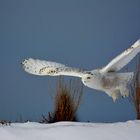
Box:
[22,39,140,101]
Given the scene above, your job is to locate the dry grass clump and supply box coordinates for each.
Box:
[0,120,11,125]
[129,57,140,119]
[133,58,140,119]
[40,77,83,123]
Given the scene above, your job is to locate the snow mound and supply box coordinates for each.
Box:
[0,120,140,140]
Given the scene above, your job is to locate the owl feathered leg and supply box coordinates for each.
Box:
[105,89,120,102]
[120,86,129,97]
[108,86,129,102]
[111,90,120,102]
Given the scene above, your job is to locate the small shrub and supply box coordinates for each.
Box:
[41,77,83,123]
[0,120,11,125]
[129,56,140,120]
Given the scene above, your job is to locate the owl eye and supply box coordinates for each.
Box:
[87,77,91,79]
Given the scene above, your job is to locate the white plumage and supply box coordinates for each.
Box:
[22,39,140,101]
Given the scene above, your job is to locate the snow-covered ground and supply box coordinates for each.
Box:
[0,120,140,140]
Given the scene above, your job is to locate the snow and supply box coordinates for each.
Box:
[0,120,140,140]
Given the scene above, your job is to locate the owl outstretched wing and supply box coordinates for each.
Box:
[101,39,140,73]
[22,58,85,78]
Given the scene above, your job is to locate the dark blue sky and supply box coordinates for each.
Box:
[0,0,140,122]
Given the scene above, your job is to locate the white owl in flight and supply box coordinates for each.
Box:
[22,39,140,101]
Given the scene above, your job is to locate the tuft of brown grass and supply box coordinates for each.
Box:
[134,57,140,119]
[40,77,83,123]
[130,56,140,119]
